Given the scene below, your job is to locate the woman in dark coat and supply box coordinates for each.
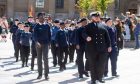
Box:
[115,19,124,50]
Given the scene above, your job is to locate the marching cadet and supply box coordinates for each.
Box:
[25,16,37,71]
[51,20,60,67]
[82,12,111,84]
[30,17,41,70]
[68,23,77,63]
[104,18,119,77]
[75,20,81,65]
[10,19,19,58]
[20,25,32,67]
[34,12,51,80]
[55,22,69,71]
[76,18,89,79]
[30,23,38,71]
[15,22,24,62]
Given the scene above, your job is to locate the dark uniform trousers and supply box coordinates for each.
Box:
[88,50,108,81]
[31,42,37,69]
[104,46,118,76]
[77,46,89,75]
[69,44,76,62]
[36,44,49,76]
[21,45,30,65]
[51,41,58,66]
[12,38,16,56]
[15,42,21,61]
[58,46,68,68]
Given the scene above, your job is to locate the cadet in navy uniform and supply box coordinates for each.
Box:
[68,23,77,63]
[34,13,51,80]
[51,20,60,67]
[20,25,32,67]
[55,22,69,71]
[10,19,19,58]
[82,12,111,84]
[25,17,37,71]
[104,18,119,77]
[15,23,24,62]
[76,18,89,79]
[30,23,38,71]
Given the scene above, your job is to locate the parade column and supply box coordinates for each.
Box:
[68,0,75,19]
[7,0,14,18]
[48,0,55,18]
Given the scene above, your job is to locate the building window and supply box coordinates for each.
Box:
[36,0,45,8]
[55,0,64,8]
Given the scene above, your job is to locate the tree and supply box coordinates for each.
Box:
[76,0,114,17]
[93,0,114,15]
[76,0,93,17]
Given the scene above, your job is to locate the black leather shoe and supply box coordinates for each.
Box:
[31,67,34,71]
[91,81,96,84]
[37,75,42,79]
[45,75,49,80]
[112,74,120,77]
[16,59,18,62]
[26,65,29,67]
[104,74,108,77]
[98,79,105,83]
[53,64,57,67]
[79,75,83,78]
[63,65,66,70]
[22,64,24,67]
[84,72,89,77]
[59,67,64,71]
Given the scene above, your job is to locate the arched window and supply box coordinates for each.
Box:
[55,0,64,8]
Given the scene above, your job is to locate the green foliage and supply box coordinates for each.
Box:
[76,0,114,17]
[76,0,93,17]
[95,0,114,15]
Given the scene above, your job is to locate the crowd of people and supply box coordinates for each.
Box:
[0,17,9,42]
[0,11,140,84]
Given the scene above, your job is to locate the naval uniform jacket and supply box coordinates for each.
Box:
[82,22,111,53]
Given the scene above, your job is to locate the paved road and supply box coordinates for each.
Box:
[0,39,140,84]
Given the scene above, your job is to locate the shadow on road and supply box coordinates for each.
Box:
[4,67,22,71]
[17,78,49,84]
[14,70,37,77]
[59,77,88,84]
[0,56,15,60]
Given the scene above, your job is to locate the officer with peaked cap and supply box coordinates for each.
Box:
[82,11,112,84]
[104,18,119,77]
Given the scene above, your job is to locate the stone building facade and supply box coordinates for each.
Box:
[0,0,140,20]
[0,0,77,20]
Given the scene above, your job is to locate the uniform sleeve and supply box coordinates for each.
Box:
[82,25,90,41]
[20,33,23,43]
[75,29,79,45]
[33,25,38,43]
[104,29,111,48]
[47,25,51,44]
[55,31,59,45]
[67,30,70,44]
